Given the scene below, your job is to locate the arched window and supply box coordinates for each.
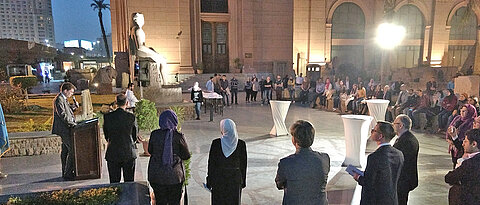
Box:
[448,7,477,67]
[201,0,228,13]
[332,3,365,39]
[393,5,424,68]
[331,3,365,70]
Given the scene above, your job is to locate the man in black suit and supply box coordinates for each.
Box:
[445,129,480,205]
[275,120,330,204]
[103,94,138,183]
[52,82,78,180]
[393,114,419,205]
[353,121,404,205]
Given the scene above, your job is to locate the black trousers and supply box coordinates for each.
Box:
[231,89,238,104]
[397,190,409,205]
[150,183,183,205]
[107,159,135,183]
[60,135,75,178]
[212,183,242,205]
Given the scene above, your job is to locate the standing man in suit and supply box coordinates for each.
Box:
[103,94,138,183]
[445,129,480,205]
[275,120,330,204]
[393,114,419,205]
[353,121,404,205]
[52,82,78,180]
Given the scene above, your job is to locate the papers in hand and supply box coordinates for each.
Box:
[346,164,364,177]
[202,183,211,193]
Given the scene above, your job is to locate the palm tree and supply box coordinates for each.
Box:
[91,0,111,63]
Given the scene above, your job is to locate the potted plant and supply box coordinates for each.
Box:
[195,62,204,74]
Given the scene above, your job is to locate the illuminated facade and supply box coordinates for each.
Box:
[110,0,480,75]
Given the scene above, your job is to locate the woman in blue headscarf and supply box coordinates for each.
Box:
[148,110,191,205]
[206,119,247,205]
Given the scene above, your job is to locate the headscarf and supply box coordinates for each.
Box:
[220,119,239,158]
[193,82,201,91]
[159,110,178,166]
[448,104,477,155]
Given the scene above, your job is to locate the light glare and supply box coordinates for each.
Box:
[376,23,406,49]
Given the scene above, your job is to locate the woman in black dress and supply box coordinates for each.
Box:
[206,119,247,205]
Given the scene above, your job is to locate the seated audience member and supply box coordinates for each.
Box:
[467,96,480,116]
[352,121,404,205]
[334,80,348,112]
[446,104,477,168]
[438,89,458,132]
[445,129,480,205]
[366,85,376,99]
[354,82,367,114]
[311,78,325,108]
[410,90,431,129]
[391,84,409,118]
[300,77,311,105]
[275,120,330,204]
[346,84,358,113]
[448,93,469,128]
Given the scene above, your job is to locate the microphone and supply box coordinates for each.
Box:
[72,96,79,108]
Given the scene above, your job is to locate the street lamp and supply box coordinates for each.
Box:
[375,23,406,82]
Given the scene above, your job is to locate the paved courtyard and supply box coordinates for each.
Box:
[0,93,452,204]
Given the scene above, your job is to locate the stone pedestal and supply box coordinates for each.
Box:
[143,86,183,105]
[115,52,130,88]
[454,75,480,97]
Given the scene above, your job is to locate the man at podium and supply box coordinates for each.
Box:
[52,82,78,181]
[103,94,138,183]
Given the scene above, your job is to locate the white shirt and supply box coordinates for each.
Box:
[295,76,304,85]
[126,89,139,108]
[455,152,480,168]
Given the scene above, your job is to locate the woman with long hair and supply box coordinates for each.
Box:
[148,110,191,205]
[206,119,247,205]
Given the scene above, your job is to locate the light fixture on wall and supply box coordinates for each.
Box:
[431,60,441,68]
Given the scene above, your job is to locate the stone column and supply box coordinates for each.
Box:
[423,25,431,64]
[325,23,332,63]
[474,28,480,75]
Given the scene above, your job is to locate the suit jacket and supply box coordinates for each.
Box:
[52,93,76,138]
[445,153,480,205]
[103,108,138,162]
[148,129,191,185]
[358,145,404,205]
[275,147,330,205]
[393,130,419,193]
[207,138,247,189]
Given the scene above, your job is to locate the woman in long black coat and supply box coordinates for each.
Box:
[206,119,247,205]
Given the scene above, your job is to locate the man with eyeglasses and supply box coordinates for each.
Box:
[393,115,419,205]
[352,121,404,205]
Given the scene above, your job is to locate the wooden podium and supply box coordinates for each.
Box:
[71,118,101,180]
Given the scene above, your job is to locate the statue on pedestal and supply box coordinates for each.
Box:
[131,13,167,85]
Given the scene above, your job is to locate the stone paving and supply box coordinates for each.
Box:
[0,92,452,204]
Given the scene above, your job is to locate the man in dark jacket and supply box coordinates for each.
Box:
[103,94,138,183]
[52,82,78,180]
[393,115,419,205]
[275,120,330,204]
[353,121,404,205]
[445,129,480,205]
[230,76,239,105]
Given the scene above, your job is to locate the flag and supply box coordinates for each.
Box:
[0,103,9,157]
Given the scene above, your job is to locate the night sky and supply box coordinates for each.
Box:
[52,0,111,44]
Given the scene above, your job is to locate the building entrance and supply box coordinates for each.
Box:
[202,21,229,73]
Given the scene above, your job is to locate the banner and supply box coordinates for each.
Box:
[0,103,9,157]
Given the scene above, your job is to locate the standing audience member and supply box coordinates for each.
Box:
[191,82,203,120]
[244,77,252,103]
[213,74,221,95]
[206,76,214,92]
[275,120,330,204]
[426,77,437,95]
[393,115,419,205]
[446,104,477,168]
[252,77,259,102]
[230,76,239,105]
[282,75,289,90]
[220,75,230,106]
[126,83,139,112]
[275,75,284,100]
[52,82,78,180]
[287,76,296,102]
[206,119,247,205]
[259,76,266,103]
[352,122,404,205]
[295,73,304,87]
[103,94,138,183]
[438,89,457,132]
[445,129,480,205]
[148,110,191,205]
[447,78,455,90]
[263,76,273,105]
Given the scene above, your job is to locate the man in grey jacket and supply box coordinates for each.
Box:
[275,120,330,205]
[52,82,78,180]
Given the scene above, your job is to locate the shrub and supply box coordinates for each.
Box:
[169,106,185,131]
[135,99,159,131]
[0,85,25,113]
[9,76,37,92]
[16,117,52,132]
[6,187,121,205]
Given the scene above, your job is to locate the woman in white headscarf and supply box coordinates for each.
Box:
[191,82,203,120]
[206,119,247,205]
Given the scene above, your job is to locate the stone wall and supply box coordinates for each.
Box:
[4,135,62,157]
[156,102,196,121]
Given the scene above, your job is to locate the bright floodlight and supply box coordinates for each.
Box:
[376,23,406,49]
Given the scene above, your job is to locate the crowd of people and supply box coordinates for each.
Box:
[50,76,480,204]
